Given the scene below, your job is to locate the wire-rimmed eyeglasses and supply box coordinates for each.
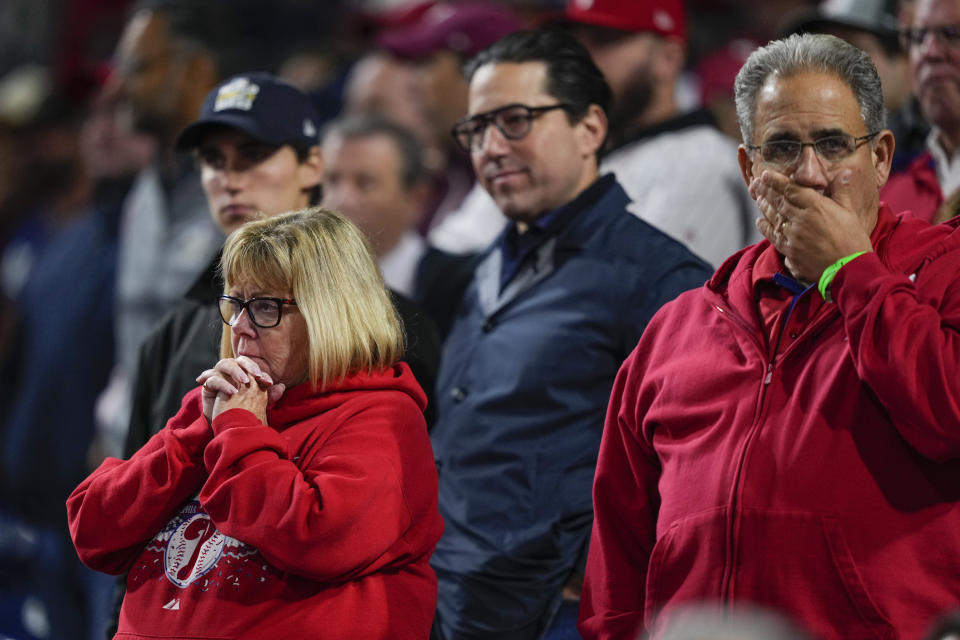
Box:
[900,24,960,49]
[218,295,297,329]
[451,103,571,153]
[745,132,879,171]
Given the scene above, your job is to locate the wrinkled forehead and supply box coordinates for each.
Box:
[752,71,864,141]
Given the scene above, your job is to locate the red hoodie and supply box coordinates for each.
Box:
[68,363,443,639]
[580,206,960,639]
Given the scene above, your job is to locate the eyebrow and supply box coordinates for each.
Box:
[762,127,849,143]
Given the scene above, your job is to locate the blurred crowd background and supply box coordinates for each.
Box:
[0,0,908,639]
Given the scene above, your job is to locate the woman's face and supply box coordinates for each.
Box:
[227,280,310,388]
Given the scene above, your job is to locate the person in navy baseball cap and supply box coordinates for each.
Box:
[176,72,321,155]
[175,72,323,234]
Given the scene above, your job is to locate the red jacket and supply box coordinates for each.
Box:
[880,151,941,223]
[68,363,443,639]
[580,206,960,640]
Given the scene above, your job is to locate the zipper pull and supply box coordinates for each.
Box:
[764,362,773,385]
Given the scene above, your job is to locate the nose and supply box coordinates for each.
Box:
[918,28,947,59]
[230,307,257,337]
[791,145,830,189]
[476,121,511,158]
[222,162,247,193]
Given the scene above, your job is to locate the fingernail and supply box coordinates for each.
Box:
[240,373,249,383]
[840,170,852,184]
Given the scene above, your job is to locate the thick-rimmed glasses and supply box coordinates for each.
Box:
[746,132,879,171]
[451,103,570,152]
[900,24,960,49]
[218,295,297,329]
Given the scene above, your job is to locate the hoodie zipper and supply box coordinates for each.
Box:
[709,292,839,608]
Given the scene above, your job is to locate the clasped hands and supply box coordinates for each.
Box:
[749,169,873,283]
[196,356,286,425]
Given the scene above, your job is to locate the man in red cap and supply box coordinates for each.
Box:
[556,0,760,268]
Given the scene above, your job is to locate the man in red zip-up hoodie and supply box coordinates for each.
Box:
[580,32,960,640]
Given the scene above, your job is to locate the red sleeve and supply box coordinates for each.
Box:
[199,394,425,582]
[579,342,661,640]
[67,390,212,574]
[834,248,960,461]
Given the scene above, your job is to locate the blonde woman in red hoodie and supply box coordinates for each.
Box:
[68,207,443,639]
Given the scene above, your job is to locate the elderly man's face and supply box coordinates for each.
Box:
[466,61,604,224]
[740,71,892,226]
[909,0,960,137]
[321,132,425,257]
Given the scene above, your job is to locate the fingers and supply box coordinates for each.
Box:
[266,383,286,406]
[234,356,274,387]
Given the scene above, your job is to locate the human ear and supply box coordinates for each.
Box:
[576,104,608,158]
[299,146,323,190]
[871,129,895,188]
[737,145,756,188]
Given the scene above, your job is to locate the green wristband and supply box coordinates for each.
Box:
[818,251,868,302]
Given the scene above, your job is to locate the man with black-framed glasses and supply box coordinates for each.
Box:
[581,33,960,639]
[884,0,960,222]
[429,28,711,640]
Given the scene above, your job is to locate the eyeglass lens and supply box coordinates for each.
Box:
[218,297,282,328]
[454,105,560,151]
[758,135,865,168]
[901,24,960,47]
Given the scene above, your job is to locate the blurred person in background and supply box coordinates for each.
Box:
[781,0,926,170]
[555,0,760,268]
[882,0,960,222]
[321,115,430,297]
[94,0,228,461]
[695,38,760,141]
[377,1,525,252]
[0,65,152,640]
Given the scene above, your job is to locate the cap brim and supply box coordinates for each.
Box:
[175,113,286,151]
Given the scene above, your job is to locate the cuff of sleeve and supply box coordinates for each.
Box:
[829,251,886,309]
[204,411,288,474]
[163,415,212,465]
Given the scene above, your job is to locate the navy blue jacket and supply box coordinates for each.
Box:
[430,176,713,638]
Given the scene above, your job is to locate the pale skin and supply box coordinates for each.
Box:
[737,71,895,283]
[195,283,309,424]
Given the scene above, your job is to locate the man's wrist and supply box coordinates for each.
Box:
[818,251,869,302]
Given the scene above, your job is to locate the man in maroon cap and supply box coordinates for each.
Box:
[556,0,760,268]
[376,2,524,235]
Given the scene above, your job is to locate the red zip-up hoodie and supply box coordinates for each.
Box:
[580,205,960,640]
[68,363,443,639]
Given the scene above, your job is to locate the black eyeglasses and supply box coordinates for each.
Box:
[900,24,960,48]
[218,295,297,329]
[746,132,879,170]
[451,103,570,152]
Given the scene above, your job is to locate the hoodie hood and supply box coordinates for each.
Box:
[267,362,426,430]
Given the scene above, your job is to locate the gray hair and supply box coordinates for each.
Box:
[321,114,427,189]
[734,33,886,146]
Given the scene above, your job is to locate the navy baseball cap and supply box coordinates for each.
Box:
[175,73,320,151]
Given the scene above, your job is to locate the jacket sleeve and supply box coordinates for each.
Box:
[67,391,212,574]
[834,248,960,461]
[199,395,425,583]
[579,342,661,640]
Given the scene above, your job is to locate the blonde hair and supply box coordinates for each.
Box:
[219,207,403,388]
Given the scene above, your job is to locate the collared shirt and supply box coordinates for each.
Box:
[927,127,960,198]
[497,174,615,292]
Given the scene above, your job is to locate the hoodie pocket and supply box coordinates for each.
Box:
[643,508,896,639]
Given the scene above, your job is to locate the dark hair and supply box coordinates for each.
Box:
[463,28,612,123]
[322,115,428,189]
[131,0,244,75]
